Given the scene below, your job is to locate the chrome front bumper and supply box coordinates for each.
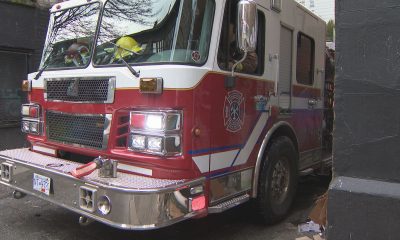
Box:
[0,148,205,230]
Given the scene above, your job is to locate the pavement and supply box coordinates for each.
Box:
[0,175,330,240]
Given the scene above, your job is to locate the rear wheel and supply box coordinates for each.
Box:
[256,136,298,224]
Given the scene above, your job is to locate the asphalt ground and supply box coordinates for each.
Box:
[0,174,330,240]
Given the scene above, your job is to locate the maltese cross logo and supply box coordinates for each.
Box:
[224,90,245,132]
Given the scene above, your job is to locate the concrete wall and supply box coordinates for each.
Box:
[0,2,49,70]
[328,1,400,239]
[0,2,49,150]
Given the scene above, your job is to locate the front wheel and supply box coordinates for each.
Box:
[256,136,298,224]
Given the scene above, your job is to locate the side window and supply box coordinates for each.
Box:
[296,33,315,85]
[217,0,265,75]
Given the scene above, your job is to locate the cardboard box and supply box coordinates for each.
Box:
[309,192,328,226]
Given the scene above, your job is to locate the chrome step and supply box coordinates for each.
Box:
[318,156,333,175]
[322,156,333,166]
[299,168,314,176]
[208,194,250,214]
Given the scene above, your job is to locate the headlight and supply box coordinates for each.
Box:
[21,120,41,135]
[30,122,39,134]
[131,135,146,150]
[22,121,30,132]
[130,111,181,132]
[129,110,182,156]
[145,114,163,130]
[147,136,163,152]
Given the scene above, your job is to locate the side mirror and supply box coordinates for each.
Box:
[237,0,258,52]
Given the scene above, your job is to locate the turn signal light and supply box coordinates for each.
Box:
[22,80,31,92]
[21,104,39,118]
[140,78,163,94]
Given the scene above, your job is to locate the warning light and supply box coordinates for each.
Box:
[130,112,146,130]
[190,195,206,212]
[22,80,31,92]
[21,104,39,118]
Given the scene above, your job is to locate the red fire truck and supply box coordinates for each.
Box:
[0,0,332,229]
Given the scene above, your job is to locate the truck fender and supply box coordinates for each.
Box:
[251,121,299,198]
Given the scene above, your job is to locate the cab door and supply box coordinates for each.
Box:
[207,0,269,203]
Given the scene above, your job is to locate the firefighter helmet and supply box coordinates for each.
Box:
[114,36,142,60]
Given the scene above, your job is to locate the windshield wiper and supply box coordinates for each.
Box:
[106,41,140,78]
[118,56,140,78]
[34,62,49,80]
[34,51,64,80]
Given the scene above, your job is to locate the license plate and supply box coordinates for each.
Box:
[33,173,51,196]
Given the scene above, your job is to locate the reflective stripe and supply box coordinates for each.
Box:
[233,112,268,166]
[118,164,153,176]
[210,150,239,171]
[192,112,269,172]
[192,155,210,173]
[32,145,57,156]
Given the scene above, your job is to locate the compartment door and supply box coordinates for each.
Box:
[278,26,293,110]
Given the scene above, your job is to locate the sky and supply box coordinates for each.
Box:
[296,0,335,22]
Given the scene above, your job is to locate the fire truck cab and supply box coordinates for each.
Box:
[0,0,331,230]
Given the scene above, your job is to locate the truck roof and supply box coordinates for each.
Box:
[50,0,104,12]
[51,0,325,24]
[292,1,325,23]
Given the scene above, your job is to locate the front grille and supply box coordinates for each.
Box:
[45,77,115,103]
[46,111,111,149]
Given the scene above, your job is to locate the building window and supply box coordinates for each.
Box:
[217,0,265,75]
[296,33,315,85]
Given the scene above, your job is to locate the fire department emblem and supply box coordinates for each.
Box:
[224,90,245,132]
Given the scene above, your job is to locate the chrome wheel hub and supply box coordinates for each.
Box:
[271,158,290,204]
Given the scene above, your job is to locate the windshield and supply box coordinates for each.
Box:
[40,3,101,69]
[94,0,215,66]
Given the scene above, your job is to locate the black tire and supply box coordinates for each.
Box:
[256,136,298,224]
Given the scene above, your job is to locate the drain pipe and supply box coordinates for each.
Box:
[79,216,94,226]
